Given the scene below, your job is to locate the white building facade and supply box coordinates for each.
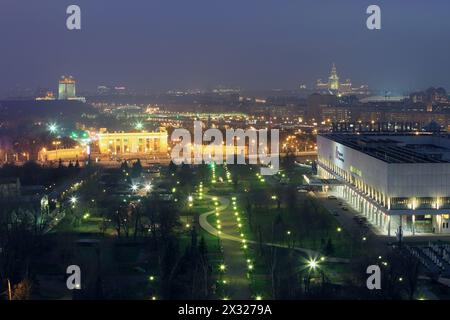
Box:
[317,133,450,236]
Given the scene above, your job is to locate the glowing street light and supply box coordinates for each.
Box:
[70,196,78,205]
[219,264,226,272]
[48,123,58,134]
[135,121,144,130]
[144,184,152,192]
[307,258,319,271]
[131,184,138,192]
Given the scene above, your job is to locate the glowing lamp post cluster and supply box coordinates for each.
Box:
[198,182,203,200]
[210,162,217,184]
[212,195,228,299]
[213,197,222,235]
[256,173,265,183]
[224,163,232,183]
[231,194,261,300]
[148,275,158,300]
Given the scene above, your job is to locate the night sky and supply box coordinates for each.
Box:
[1,0,450,95]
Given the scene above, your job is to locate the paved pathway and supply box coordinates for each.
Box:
[199,196,349,271]
[199,196,251,299]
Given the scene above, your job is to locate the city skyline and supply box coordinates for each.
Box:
[2,1,450,96]
[4,0,450,306]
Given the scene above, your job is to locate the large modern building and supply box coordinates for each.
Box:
[58,76,86,102]
[58,76,76,100]
[316,133,450,236]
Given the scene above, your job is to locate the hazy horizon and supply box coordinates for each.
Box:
[2,0,450,96]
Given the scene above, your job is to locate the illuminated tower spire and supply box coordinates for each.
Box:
[328,63,339,92]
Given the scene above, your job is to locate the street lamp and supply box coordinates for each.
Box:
[70,196,78,205]
[48,122,58,134]
[135,121,144,130]
[307,258,319,271]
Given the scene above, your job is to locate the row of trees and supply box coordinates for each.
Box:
[0,199,52,299]
[93,164,214,299]
[0,161,80,186]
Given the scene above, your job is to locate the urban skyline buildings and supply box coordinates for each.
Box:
[316,63,370,96]
[58,76,76,100]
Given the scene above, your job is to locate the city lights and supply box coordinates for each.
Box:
[135,121,144,130]
[70,196,78,205]
[3,7,448,304]
[307,258,319,271]
[48,122,58,134]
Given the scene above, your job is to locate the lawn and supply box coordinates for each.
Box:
[247,202,352,258]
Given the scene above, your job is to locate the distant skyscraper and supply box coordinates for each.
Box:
[328,63,339,92]
[58,76,76,100]
[315,63,369,96]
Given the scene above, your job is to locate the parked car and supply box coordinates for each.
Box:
[327,195,337,200]
[342,207,349,211]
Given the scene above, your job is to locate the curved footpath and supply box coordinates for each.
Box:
[199,195,349,263]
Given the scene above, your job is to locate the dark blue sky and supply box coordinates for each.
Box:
[1,0,450,95]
